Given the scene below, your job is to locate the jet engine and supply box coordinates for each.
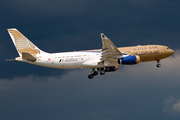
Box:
[118,55,140,65]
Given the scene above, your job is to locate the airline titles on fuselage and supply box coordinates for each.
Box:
[134,46,159,56]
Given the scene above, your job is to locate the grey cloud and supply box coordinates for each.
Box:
[172,99,180,113]
[163,96,180,116]
[163,96,176,113]
[0,51,180,120]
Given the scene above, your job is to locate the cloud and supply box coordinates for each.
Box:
[163,96,180,116]
[172,100,180,113]
[0,50,180,120]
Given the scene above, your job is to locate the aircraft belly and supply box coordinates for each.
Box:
[32,61,82,69]
[140,54,158,62]
[61,62,82,69]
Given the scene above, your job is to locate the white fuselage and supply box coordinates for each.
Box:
[25,51,104,69]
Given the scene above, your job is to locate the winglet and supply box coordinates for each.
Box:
[100,33,108,39]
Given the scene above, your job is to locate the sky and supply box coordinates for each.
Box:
[1,0,180,120]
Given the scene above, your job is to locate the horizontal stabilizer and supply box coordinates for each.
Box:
[22,52,37,62]
[6,59,16,61]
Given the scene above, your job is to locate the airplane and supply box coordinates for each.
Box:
[7,28,174,79]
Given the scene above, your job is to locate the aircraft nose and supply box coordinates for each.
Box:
[170,49,174,55]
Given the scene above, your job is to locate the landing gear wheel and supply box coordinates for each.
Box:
[88,74,94,79]
[156,64,161,68]
[93,71,98,76]
[88,69,99,79]
[100,71,105,75]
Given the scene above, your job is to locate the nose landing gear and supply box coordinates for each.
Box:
[156,60,161,68]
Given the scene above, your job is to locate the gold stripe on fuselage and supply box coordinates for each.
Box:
[87,45,174,62]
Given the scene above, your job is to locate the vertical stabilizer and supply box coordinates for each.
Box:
[7,28,46,57]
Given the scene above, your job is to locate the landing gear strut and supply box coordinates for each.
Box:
[97,68,106,75]
[156,60,161,68]
[88,69,98,79]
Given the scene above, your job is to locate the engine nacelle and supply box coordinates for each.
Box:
[97,66,118,72]
[118,55,140,65]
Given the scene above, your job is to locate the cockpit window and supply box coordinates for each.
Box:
[167,48,170,49]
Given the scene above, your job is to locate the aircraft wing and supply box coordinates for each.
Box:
[100,33,123,66]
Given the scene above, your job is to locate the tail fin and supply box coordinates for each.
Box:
[7,28,46,57]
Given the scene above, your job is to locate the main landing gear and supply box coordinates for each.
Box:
[88,69,98,79]
[156,60,161,68]
[100,70,105,75]
[88,68,106,79]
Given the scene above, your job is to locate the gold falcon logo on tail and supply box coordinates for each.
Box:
[7,28,42,57]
